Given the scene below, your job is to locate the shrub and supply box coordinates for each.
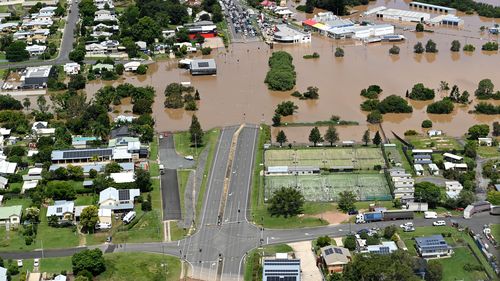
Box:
[389,45,400,55]
[482,41,498,51]
[463,44,475,52]
[334,47,344,57]
[425,39,438,53]
[265,51,296,91]
[201,47,212,55]
[421,119,433,128]
[377,95,413,113]
[416,23,424,32]
[427,99,454,114]
[404,130,418,136]
[414,42,424,54]
[360,85,382,99]
[409,83,435,100]
[367,110,382,124]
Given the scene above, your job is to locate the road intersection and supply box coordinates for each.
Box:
[0,124,497,281]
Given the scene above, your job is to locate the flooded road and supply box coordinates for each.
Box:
[85,0,500,142]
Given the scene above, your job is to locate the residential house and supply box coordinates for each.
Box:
[0,205,22,226]
[0,266,7,281]
[428,163,439,176]
[23,167,43,181]
[262,253,301,281]
[110,125,132,139]
[445,181,463,199]
[50,147,134,163]
[47,200,75,221]
[0,159,17,175]
[443,162,468,172]
[64,62,81,75]
[94,0,114,9]
[114,115,137,123]
[320,245,351,273]
[90,30,112,38]
[100,40,120,52]
[0,176,7,189]
[0,128,11,137]
[443,153,463,163]
[98,208,112,224]
[93,23,119,32]
[415,235,452,258]
[135,41,147,51]
[32,121,55,136]
[99,187,140,210]
[0,22,18,32]
[71,136,98,148]
[478,137,492,146]
[124,61,141,72]
[74,205,89,221]
[26,44,47,56]
[85,43,107,55]
[93,63,114,72]
[412,149,432,165]
[365,241,398,254]
[22,180,38,193]
[406,202,428,212]
[94,10,118,22]
[109,172,135,183]
[414,164,424,176]
[13,30,33,40]
[22,19,53,29]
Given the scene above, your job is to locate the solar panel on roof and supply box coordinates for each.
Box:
[333,248,342,254]
[118,189,130,201]
[62,148,113,159]
[325,248,333,255]
[379,247,389,254]
[198,62,209,67]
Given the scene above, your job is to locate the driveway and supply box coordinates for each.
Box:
[288,241,323,281]
[161,168,182,220]
[159,135,195,169]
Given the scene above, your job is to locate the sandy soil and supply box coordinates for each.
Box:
[310,211,350,225]
[288,241,323,281]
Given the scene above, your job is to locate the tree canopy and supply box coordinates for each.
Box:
[72,249,106,276]
[267,187,305,218]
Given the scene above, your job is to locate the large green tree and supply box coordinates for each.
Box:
[6,41,29,62]
[414,182,442,209]
[267,187,305,218]
[189,115,204,146]
[135,168,152,192]
[324,125,339,146]
[131,16,161,44]
[372,131,382,146]
[72,249,106,276]
[362,130,370,146]
[468,124,489,140]
[276,130,287,146]
[337,191,356,213]
[79,206,99,233]
[425,261,443,281]
[308,127,323,146]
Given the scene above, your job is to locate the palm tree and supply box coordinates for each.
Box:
[92,124,108,140]
[23,98,31,111]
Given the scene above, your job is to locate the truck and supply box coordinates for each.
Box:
[383,210,414,221]
[464,201,491,219]
[356,212,383,223]
[356,210,413,224]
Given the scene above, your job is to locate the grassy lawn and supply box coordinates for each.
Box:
[406,135,463,151]
[399,226,493,280]
[3,197,32,209]
[195,129,221,222]
[149,137,158,161]
[169,221,188,241]
[37,207,80,249]
[0,227,34,252]
[491,224,500,238]
[477,146,500,158]
[244,244,293,281]
[150,162,159,177]
[10,257,73,281]
[390,139,413,173]
[112,208,163,244]
[74,195,97,206]
[178,170,191,218]
[99,252,181,281]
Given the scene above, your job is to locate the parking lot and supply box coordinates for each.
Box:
[221,0,261,42]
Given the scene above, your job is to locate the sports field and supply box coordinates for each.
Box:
[265,174,391,202]
[264,147,385,170]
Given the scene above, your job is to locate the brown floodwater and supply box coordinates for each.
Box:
[85,0,500,142]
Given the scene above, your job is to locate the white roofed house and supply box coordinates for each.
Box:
[0,176,8,189]
[32,121,56,137]
[0,265,6,281]
[124,61,141,72]
[445,181,463,199]
[443,153,463,163]
[99,187,140,210]
[94,10,118,22]
[109,172,135,183]
[47,200,75,221]
[26,45,47,56]
[85,43,107,55]
[428,163,439,176]
[478,137,492,146]
[98,208,112,224]
[64,62,81,75]
[0,159,17,175]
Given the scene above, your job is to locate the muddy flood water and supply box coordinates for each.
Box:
[85,0,500,142]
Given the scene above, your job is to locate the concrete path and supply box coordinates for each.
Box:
[288,241,323,281]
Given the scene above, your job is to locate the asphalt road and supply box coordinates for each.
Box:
[161,168,182,220]
[159,135,195,169]
[1,125,498,281]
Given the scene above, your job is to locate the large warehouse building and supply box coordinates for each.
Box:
[273,24,311,43]
[376,8,430,23]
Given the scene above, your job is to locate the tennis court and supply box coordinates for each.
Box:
[265,174,391,202]
[265,147,385,170]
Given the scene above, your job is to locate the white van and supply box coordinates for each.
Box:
[123,211,136,224]
[424,211,437,219]
[95,222,112,230]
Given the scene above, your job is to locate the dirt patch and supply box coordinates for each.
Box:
[310,211,350,225]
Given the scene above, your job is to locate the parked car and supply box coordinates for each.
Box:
[424,211,438,219]
[95,222,112,230]
[185,155,194,160]
[400,222,414,228]
[34,259,40,267]
[17,260,23,267]
[433,220,446,226]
